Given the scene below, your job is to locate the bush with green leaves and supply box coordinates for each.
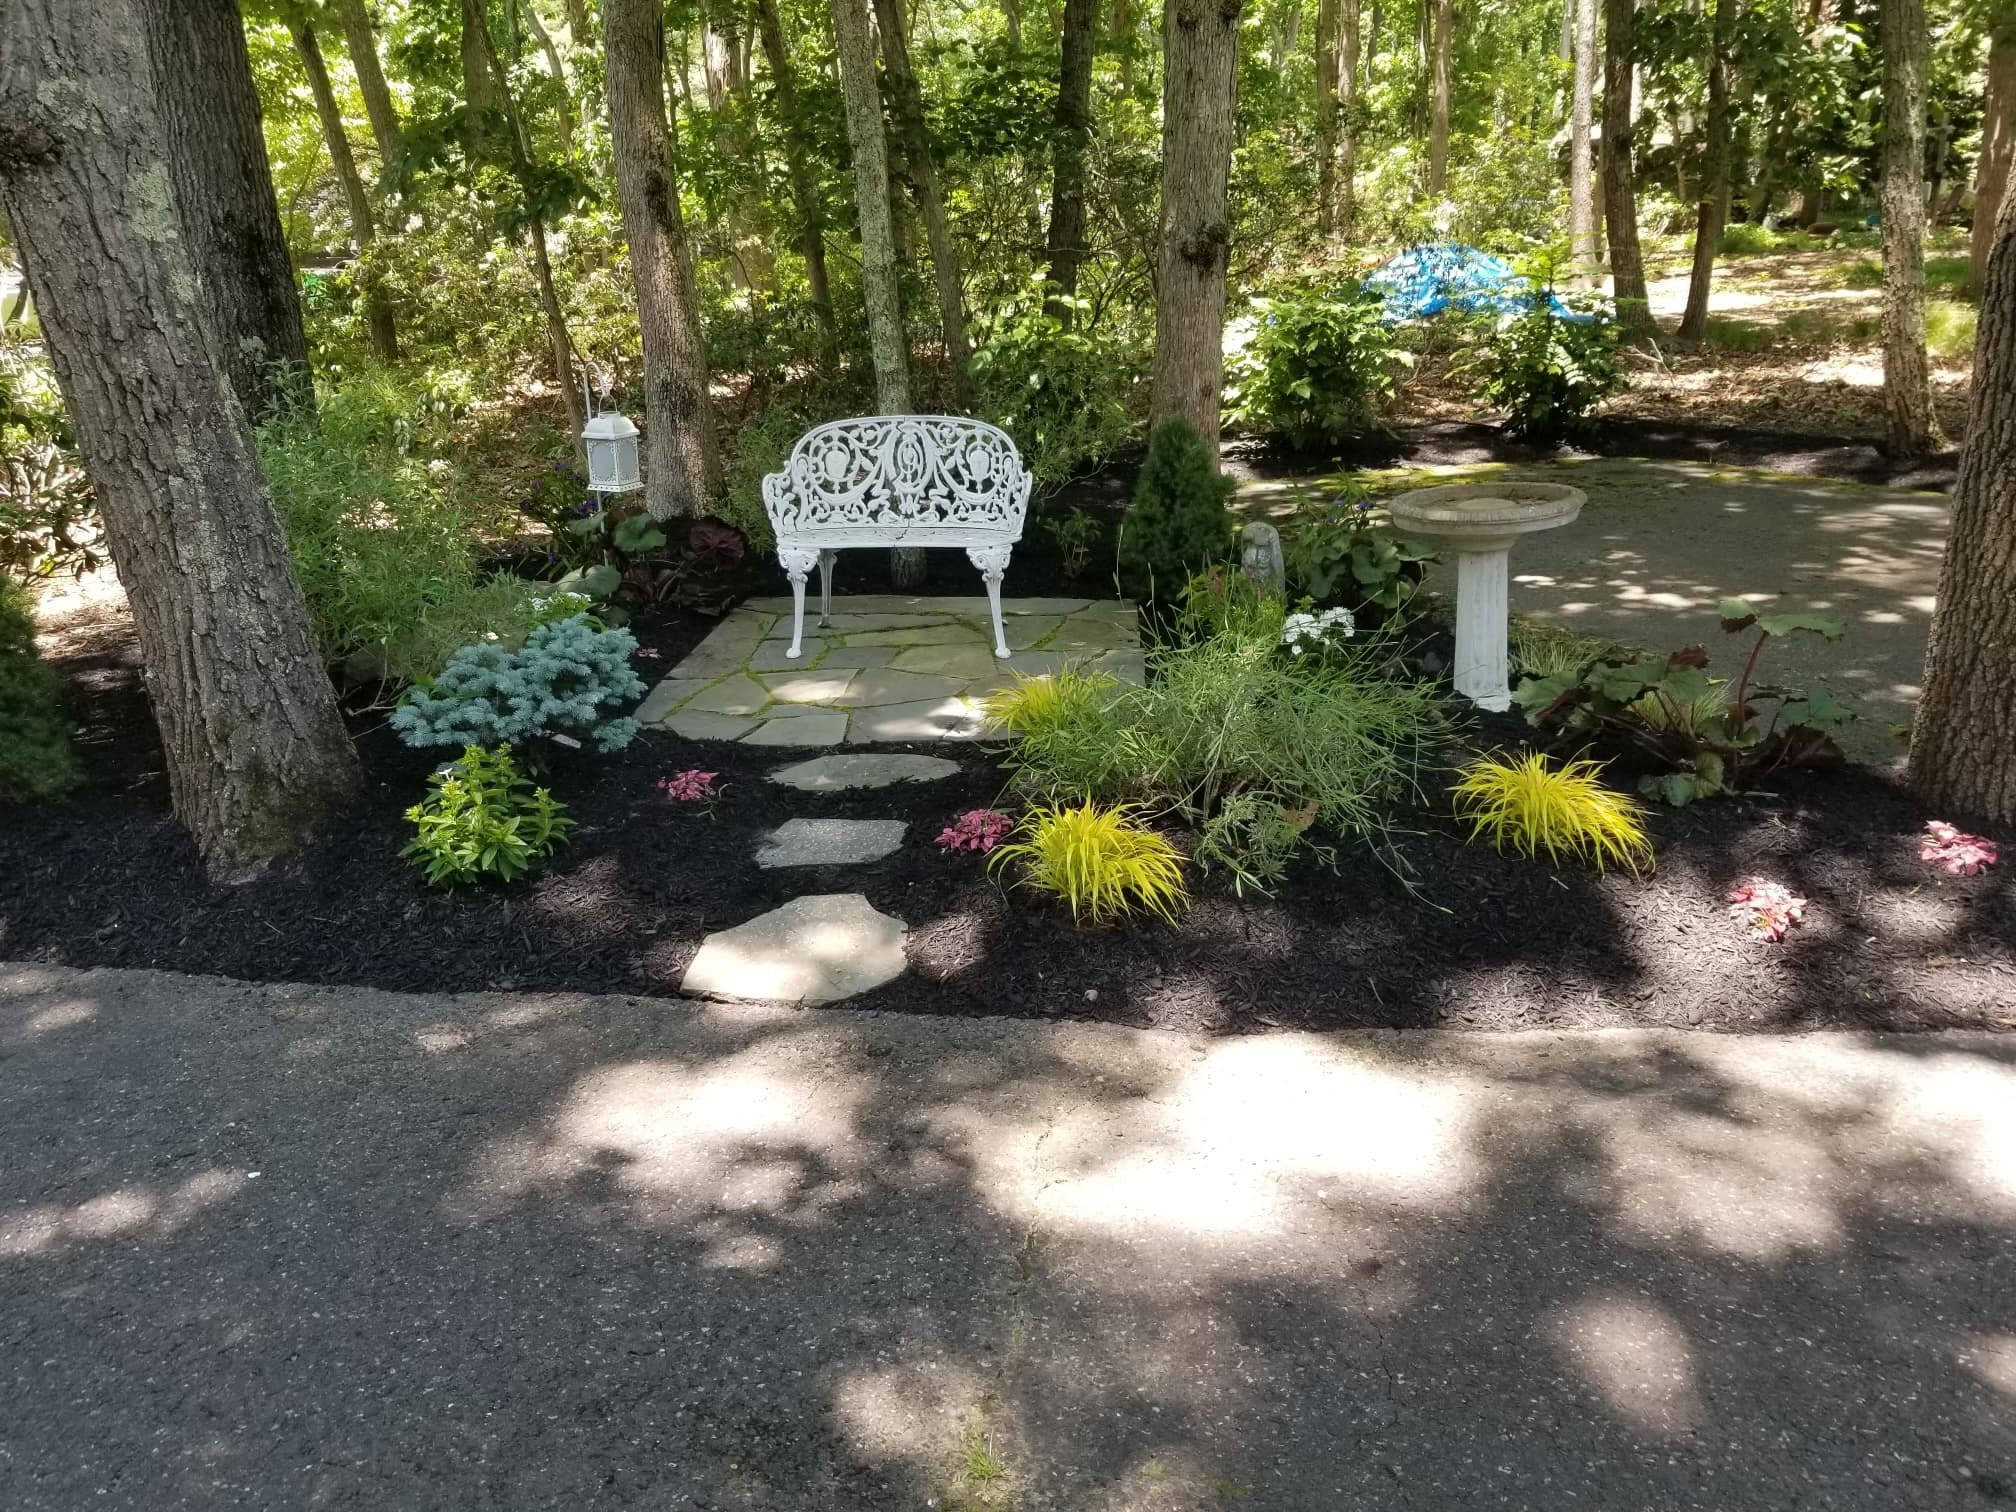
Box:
[968,287,1139,492]
[403,744,574,887]
[0,578,77,804]
[391,613,647,754]
[1283,483,1436,617]
[1514,599,1852,805]
[1226,282,1406,450]
[1459,279,1625,443]
[1116,419,1236,602]
[2,346,99,585]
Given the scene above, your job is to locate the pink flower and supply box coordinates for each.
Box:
[1921,820,1999,876]
[936,808,1012,854]
[1727,880,1807,942]
[632,646,663,660]
[657,770,720,803]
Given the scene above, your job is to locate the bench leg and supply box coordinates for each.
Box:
[817,550,837,628]
[967,544,1014,659]
[778,545,820,659]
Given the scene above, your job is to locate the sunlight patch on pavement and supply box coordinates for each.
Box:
[1549,1293,1704,1438]
[0,1169,248,1259]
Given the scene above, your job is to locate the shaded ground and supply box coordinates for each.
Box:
[5,962,2016,1510]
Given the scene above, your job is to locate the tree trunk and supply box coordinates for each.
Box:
[1568,0,1597,278]
[1427,0,1452,196]
[463,0,504,130]
[830,0,911,414]
[604,0,724,520]
[872,0,972,388]
[1601,0,1653,339]
[1880,0,1940,456]
[333,0,404,165]
[1338,0,1359,240]
[286,8,400,361]
[520,0,578,155]
[1046,0,1098,309]
[1316,0,1339,237]
[755,0,840,362]
[1910,188,2016,822]
[1676,0,1734,343]
[0,0,359,870]
[1151,0,1244,456]
[1973,24,2015,295]
[149,0,312,419]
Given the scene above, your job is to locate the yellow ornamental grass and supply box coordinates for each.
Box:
[988,802,1189,925]
[1452,751,1655,876]
[980,667,1120,738]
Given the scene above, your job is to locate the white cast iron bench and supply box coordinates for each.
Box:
[762,415,1033,660]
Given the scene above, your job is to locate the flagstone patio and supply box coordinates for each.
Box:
[637,595,1143,746]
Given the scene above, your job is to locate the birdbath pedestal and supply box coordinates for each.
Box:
[1386,482,1586,712]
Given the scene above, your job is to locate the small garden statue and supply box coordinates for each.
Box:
[1240,521,1285,596]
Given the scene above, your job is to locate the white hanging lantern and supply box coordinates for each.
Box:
[581,408,642,494]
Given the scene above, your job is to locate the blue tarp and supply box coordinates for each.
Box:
[1360,243,1578,322]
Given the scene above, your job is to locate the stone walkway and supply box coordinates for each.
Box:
[637,595,1142,747]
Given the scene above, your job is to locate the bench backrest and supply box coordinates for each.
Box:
[762,416,1032,540]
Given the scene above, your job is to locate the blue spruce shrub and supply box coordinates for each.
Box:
[392,613,647,753]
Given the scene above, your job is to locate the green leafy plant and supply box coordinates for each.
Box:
[1513,599,1852,805]
[1458,265,1625,442]
[391,613,648,754]
[403,744,574,887]
[1226,282,1405,449]
[1283,483,1435,615]
[1452,751,1654,874]
[0,578,77,803]
[1,347,100,584]
[969,287,1139,491]
[988,801,1189,925]
[1115,418,1236,602]
[1041,508,1102,579]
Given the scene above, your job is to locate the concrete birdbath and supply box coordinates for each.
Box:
[1386,481,1586,711]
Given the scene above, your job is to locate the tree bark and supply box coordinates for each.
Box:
[755,0,840,362]
[1427,0,1453,196]
[286,8,400,361]
[333,0,404,166]
[1910,187,2016,823]
[0,0,359,869]
[463,0,505,131]
[1151,0,1243,456]
[1879,0,1940,456]
[872,0,972,387]
[1676,0,1734,343]
[830,0,911,413]
[1315,0,1339,237]
[1568,0,1597,278]
[1337,0,1359,240]
[1601,0,1653,339]
[520,0,578,155]
[1046,0,1098,309]
[1972,23,2015,296]
[604,0,724,519]
[149,0,312,419]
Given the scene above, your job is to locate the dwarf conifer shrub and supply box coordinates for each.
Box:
[391,613,646,753]
[1115,419,1235,601]
[0,578,76,804]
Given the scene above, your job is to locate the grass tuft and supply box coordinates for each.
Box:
[989,802,1189,925]
[1452,751,1654,875]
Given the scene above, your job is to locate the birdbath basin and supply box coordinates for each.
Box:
[1386,481,1586,711]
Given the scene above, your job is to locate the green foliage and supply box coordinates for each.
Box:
[0,578,77,804]
[1513,600,1851,805]
[1716,221,1783,255]
[1116,420,1236,601]
[1459,279,1625,443]
[988,802,1189,925]
[1226,282,1404,449]
[968,287,1140,492]
[1452,752,1654,875]
[391,613,647,753]
[1041,508,1103,578]
[402,744,574,887]
[1282,483,1435,615]
[1,347,99,584]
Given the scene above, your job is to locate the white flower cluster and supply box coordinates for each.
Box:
[1281,607,1356,657]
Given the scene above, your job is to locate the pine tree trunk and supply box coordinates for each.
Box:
[1046,0,1098,309]
[1151,0,1244,457]
[830,0,911,414]
[755,0,840,362]
[1880,0,1940,456]
[333,0,404,165]
[1676,0,1734,343]
[1427,0,1453,196]
[0,0,359,870]
[1315,0,1339,238]
[150,0,313,420]
[1601,0,1653,339]
[1568,0,1597,278]
[1338,0,1360,240]
[286,9,400,361]
[1909,188,2016,823]
[872,0,972,390]
[604,0,724,519]
[1971,25,2015,297]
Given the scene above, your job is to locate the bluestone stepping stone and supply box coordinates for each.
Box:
[679,894,906,1004]
[755,818,906,868]
[667,711,761,741]
[740,711,849,746]
[845,696,987,743]
[685,673,770,715]
[768,753,960,790]
[759,670,858,703]
[831,668,969,707]
[635,677,709,725]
